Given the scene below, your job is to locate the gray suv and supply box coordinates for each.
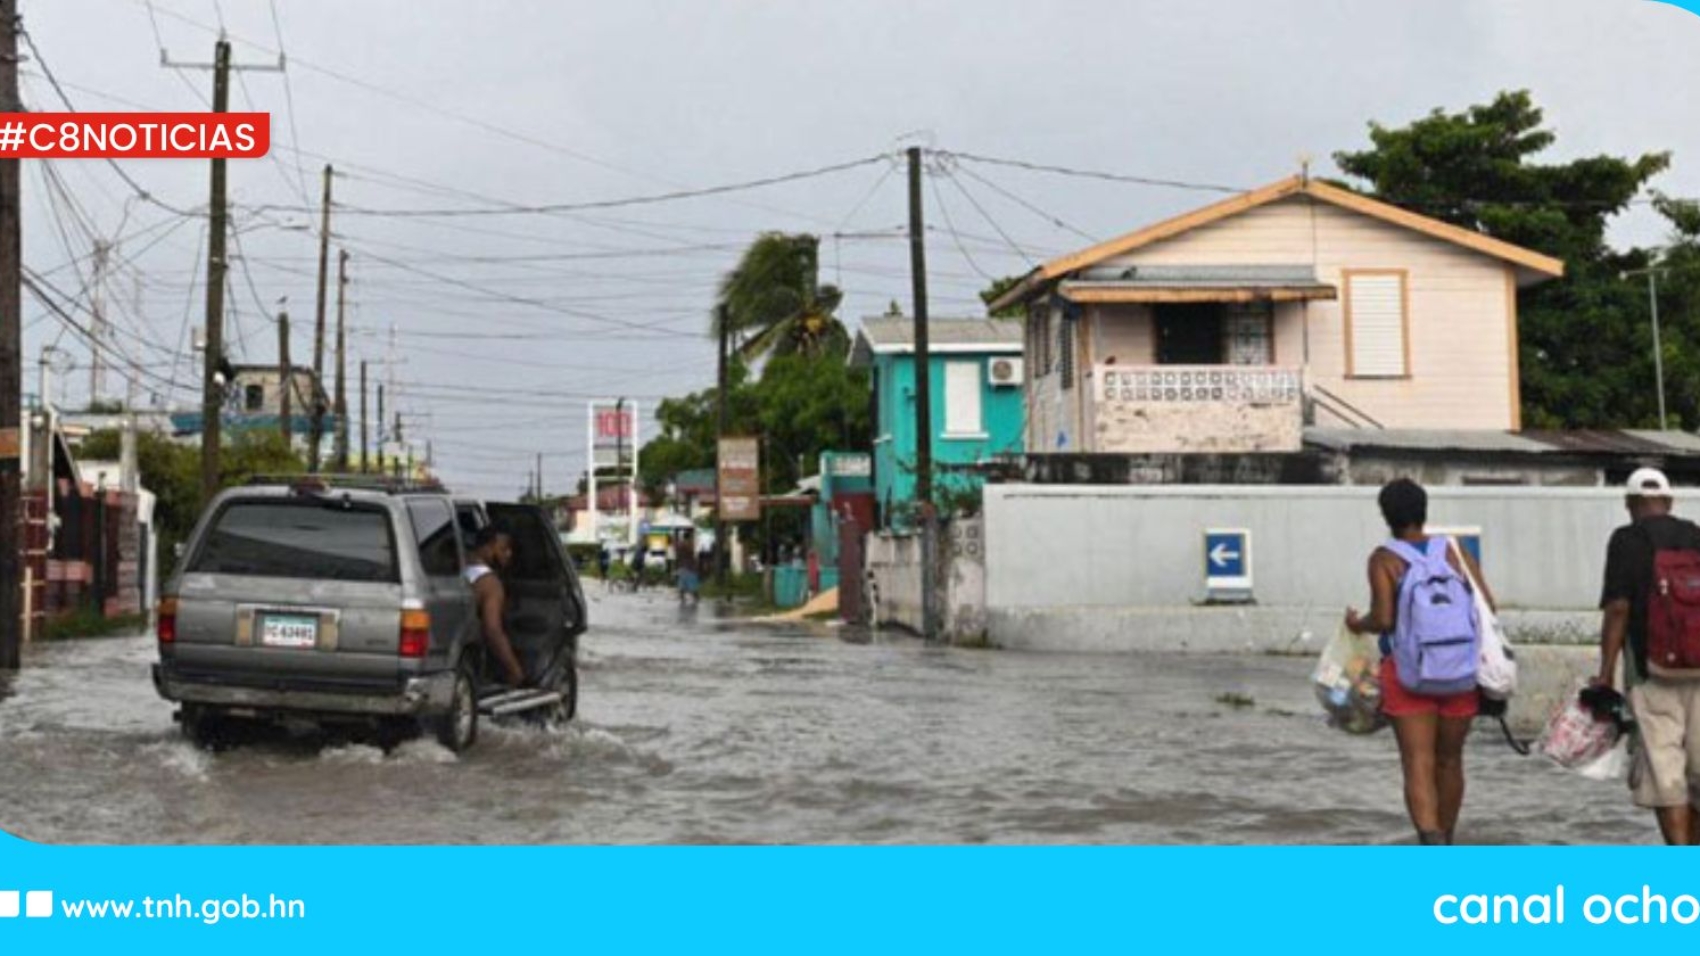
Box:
[152,478,587,752]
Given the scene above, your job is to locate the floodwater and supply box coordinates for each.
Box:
[0,589,1655,845]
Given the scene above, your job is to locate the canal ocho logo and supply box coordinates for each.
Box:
[0,888,53,919]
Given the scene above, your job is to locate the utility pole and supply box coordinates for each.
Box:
[906,146,937,642]
[308,164,332,472]
[714,302,730,589]
[615,397,628,543]
[88,240,108,406]
[1,0,23,670]
[393,410,404,480]
[1623,265,1670,431]
[199,38,231,503]
[333,248,348,470]
[375,383,385,475]
[277,310,291,444]
[359,360,368,473]
[536,452,543,502]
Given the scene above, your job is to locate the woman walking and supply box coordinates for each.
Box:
[1345,478,1494,845]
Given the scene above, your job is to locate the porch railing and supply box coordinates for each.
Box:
[1096,365,1303,405]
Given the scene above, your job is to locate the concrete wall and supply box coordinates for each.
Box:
[980,484,1680,653]
[865,515,988,644]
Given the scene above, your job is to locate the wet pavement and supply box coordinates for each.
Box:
[0,589,1656,844]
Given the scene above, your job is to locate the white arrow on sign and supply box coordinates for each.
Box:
[1209,542,1241,568]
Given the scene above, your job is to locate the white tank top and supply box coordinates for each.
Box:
[464,563,493,586]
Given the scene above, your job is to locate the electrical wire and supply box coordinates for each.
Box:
[245,155,890,219]
[951,163,1098,243]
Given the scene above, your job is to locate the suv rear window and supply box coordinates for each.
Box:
[189,500,399,582]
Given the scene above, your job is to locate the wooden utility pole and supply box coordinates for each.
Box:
[359,359,368,473]
[906,146,937,642]
[536,452,543,501]
[308,164,332,472]
[277,311,291,444]
[199,39,231,502]
[0,0,23,670]
[88,240,108,405]
[333,248,348,470]
[714,302,730,589]
[375,383,385,475]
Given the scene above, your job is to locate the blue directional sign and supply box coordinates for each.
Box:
[1429,526,1483,567]
[1204,528,1253,597]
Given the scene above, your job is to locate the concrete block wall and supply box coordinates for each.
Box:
[865,515,989,644]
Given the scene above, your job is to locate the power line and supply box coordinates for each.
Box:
[19,25,196,215]
[245,155,891,219]
[951,163,1098,243]
[22,270,198,396]
[944,149,1245,194]
[927,169,998,281]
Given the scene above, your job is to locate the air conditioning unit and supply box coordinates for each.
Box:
[987,356,1024,387]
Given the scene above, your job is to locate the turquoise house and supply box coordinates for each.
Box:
[849,317,1025,528]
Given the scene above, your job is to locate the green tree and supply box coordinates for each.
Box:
[1333,90,1674,428]
[716,233,849,360]
[79,428,306,575]
[979,275,1027,319]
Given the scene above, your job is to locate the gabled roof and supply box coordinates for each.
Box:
[850,317,1023,366]
[989,176,1566,312]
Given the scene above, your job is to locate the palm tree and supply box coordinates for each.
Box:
[715,233,848,361]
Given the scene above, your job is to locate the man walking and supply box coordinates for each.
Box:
[676,530,701,606]
[1597,468,1700,845]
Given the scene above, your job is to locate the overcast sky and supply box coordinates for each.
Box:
[16,0,1700,496]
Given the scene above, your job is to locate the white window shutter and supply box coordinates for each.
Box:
[944,362,982,435]
[1348,273,1407,377]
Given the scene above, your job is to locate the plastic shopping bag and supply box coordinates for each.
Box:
[1313,624,1388,735]
[1576,738,1630,782]
[1450,538,1517,700]
[1536,681,1620,769]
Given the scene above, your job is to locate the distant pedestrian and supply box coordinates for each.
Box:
[676,530,701,606]
[597,546,611,589]
[1596,468,1700,845]
[630,545,646,592]
[1345,478,1493,845]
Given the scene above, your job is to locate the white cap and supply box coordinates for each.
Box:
[1627,467,1673,497]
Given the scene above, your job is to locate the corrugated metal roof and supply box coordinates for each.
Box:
[856,316,1023,349]
[1304,428,1553,454]
[1077,263,1325,286]
[1305,427,1700,458]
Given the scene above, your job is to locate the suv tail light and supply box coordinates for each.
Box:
[157,597,178,644]
[399,609,431,658]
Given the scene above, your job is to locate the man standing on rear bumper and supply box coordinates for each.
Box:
[1597,467,1700,845]
[467,525,528,687]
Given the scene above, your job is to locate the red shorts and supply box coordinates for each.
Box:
[1379,657,1479,719]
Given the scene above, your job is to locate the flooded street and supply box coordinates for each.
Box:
[0,590,1654,845]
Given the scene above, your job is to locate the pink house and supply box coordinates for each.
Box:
[990,175,1565,455]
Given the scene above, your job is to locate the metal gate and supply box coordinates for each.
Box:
[838,521,865,625]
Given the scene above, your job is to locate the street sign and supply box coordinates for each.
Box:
[1204,528,1252,599]
[718,437,761,522]
[590,402,638,469]
[1428,526,1483,567]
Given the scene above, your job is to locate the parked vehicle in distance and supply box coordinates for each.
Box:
[152,476,587,752]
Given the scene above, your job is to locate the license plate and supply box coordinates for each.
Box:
[259,614,319,649]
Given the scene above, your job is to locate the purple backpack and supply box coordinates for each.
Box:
[1385,537,1480,695]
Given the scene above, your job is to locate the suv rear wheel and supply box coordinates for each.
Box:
[430,659,479,753]
[179,703,228,750]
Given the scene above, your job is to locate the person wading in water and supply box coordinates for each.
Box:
[1346,478,1495,845]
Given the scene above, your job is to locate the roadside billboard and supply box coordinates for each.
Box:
[717,437,760,522]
